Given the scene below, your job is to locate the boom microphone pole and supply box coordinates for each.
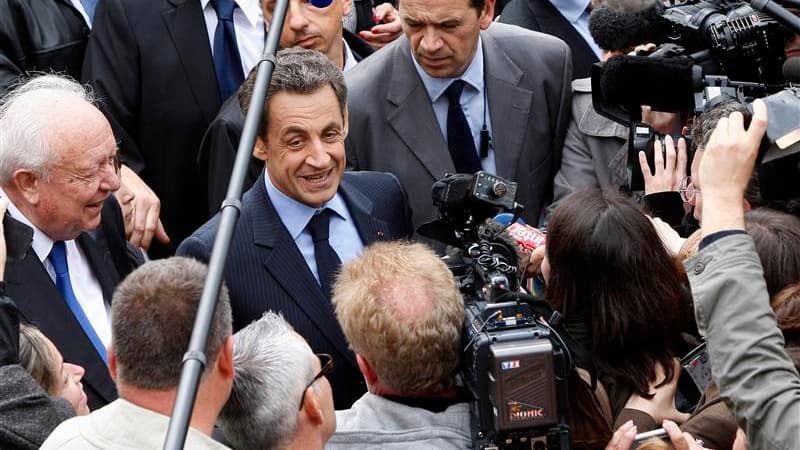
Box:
[161,0,289,447]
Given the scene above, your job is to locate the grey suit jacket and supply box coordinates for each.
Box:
[345,22,572,230]
[327,392,471,450]
[551,77,628,209]
[685,234,800,450]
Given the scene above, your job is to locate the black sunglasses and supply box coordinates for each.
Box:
[298,353,334,410]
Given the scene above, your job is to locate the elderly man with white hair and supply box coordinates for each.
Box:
[0,74,138,410]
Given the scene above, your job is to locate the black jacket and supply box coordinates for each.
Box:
[0,0,89,94]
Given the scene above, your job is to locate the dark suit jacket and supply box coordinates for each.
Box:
[345,23,572,231]
[198,29,374,217]
[82,0,226,254]
[3,197,138,410]
[499,0,599,79]
[0,0,89,94]
[178,171,413,409]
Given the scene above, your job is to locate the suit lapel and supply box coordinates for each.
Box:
[527,0,597,65]
[246,177,358,369]
[386,39,454,180]
[338,175,390,246]
[482,31,533,180]
[3,216,117,406]
[162,0,221,124]
[77,233,118,304]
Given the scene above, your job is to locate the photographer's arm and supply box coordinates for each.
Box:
[684,100,800,450]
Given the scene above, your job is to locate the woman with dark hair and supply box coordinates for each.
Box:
[744,208,800,299]
[543,189,693,418]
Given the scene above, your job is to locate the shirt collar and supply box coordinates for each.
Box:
[263,170,350,240]
[549,0,592,23]
[343,38,358,72]
[412,36,485,103]
[2,194,54,264]
[201,0,262,27]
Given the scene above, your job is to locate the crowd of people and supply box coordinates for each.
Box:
[0,0,799,448]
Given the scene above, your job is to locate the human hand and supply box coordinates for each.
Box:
[358,3,402,48]
[663,420,712,450]
[699,99,767,236]
[118,165,170,250]
[524,245,546,278]
[639,135,688,195]
[641,106,682,135]
[624,359,690,425]
[605,420,637,450]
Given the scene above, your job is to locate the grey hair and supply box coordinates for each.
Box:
[0,75,96,185]
[218,312,315,450]
[239,48,347,139]
[111,257,232,389]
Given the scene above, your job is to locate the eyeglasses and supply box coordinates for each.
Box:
[298,353,334,411]
[679,176,701,203]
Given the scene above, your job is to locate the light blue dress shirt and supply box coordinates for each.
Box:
[549,0,603,59]
[411,38,497,175]
[264,172,364,286]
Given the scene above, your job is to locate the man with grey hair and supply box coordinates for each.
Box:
[178,47,413,409]
[218,312,335,450]
[0,74,139,410]
[41,256,234,449]
[328,241,470,449]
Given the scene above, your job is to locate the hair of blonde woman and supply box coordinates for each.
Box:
[18,324,61,395]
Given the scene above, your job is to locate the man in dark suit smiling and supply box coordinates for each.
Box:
[178,48,413,409]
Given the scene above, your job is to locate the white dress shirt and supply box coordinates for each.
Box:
[201,0,266,77]
[5,199,111,348]
[264,173,364,285]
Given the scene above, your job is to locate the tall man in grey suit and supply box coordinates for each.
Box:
[178,48,413,409]
[345,0,572,230]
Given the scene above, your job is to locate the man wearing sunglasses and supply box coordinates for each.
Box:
[200,0,389,215]
[218,312,336,450]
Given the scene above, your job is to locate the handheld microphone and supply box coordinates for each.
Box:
[600,55,702,111]
[493,214,546,255]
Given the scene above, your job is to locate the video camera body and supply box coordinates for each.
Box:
[590,0,800,195]
[419,172,571,450]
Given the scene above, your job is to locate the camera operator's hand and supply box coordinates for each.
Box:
[641,106,683,135]
[639,135,688,195]
[605,420,637,450]
[624,359,690,425]
[700,99,767,237]
[663,420,712,450]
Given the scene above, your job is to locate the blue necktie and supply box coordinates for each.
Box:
[49,241,108,365]
[306,209,342,300]
[445,80,482,174]
[211,0,245,101]
[80,0,98,23]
